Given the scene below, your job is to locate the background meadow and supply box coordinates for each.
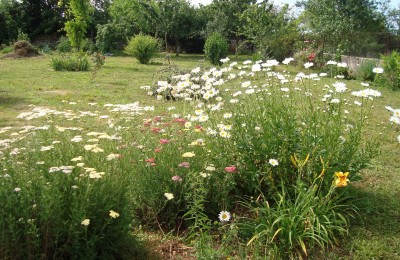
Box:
[0,54,400,259]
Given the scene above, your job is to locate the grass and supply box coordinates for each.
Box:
[0,53,399,258]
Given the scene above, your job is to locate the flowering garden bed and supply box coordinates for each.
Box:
[0,55,399,259]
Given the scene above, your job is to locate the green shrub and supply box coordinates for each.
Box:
[0,45,13,54]
[50,53,90,71]
[56,36,72,53]
[124,34,160,64]
[204,32,229,66]
[40,44,52,54]
[17,28,30,42]
[356,59,379,81]
[378,51,400,90]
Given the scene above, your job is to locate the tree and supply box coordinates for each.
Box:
[301,0,388,57]
[101,0,201,54]
[387,5,400,36]
[0,0,67,44]
[203,0,256,54]
[138,0,197,54]
[63,0,94,49]
[88,0,112,39]
[240,1,299,60]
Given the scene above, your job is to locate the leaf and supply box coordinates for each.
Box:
[271,227,282,242]
[299,239,308,256]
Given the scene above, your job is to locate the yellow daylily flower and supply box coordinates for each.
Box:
[335,171,350,187]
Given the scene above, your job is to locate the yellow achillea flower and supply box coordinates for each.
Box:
[182,152,195,157]
[81,219,90,226]
[335,171,350,187]
[109,210,120,219]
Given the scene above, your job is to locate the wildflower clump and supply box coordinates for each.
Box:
[0,54,385,259]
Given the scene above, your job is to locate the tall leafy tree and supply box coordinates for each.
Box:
[203,0,256,53]
[63,0,94,49]
[102,0,200,54]
[88,0,112,38]
[301,0,388,56]
[240,1,299,60]
[386,5,400,36]
[138,0,196,53]
[0,0,67,44]
[0,0,18,44]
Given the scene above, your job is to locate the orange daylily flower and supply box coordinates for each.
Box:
[335,171,350,187]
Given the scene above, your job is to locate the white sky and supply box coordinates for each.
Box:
[189,0,299,7]
[189,0,399,8]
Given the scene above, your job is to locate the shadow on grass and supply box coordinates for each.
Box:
[349,186,400,235]
[0,90,28,108]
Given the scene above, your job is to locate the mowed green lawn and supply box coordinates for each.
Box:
[0,54,399,258]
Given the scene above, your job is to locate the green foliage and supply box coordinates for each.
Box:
[203,0,255,39]
[240,183,355,258]
[80,38,96,53]
[0,54,391,258]
[40,44,52,54]
[96,22,128,52]
[51,53,90,71]
[0,45,13,54]
[356,59,379,81]
[228,78,376,197]
[378,51,400,90]
[0,0,67,45]
[302,0,387,56]
[64,0,94,50]
[204,32,229,65]
[240,2,299,60]
[90,52,106,83]
[56,36,72,53]
[65,18,88,50]
[16,28,30,42]
[0,124,148,259]
[124,34,160,64]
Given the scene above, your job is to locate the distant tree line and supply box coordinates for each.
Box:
[1,0,399,58]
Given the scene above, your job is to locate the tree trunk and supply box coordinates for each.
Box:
[165,32,168,52]
[175,37,181,56]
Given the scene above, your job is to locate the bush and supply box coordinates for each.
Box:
[0,45,13,54]
[40,44,52,54]
[356,59,379,81]
[204,32,229,66]
[124,34,160,64]
[50,53,90,71]
[16,28,30,42]
[378,51,400,90]
[56,36,72,53]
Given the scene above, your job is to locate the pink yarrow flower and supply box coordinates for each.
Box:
[225,166,237,173]
[159,138,170,144]
[172,175,183,182]
[178,162,190,168]
[145,158,155,163]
